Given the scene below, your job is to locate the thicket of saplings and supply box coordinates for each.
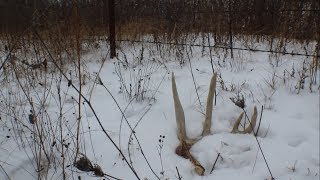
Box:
[0,0,319,43]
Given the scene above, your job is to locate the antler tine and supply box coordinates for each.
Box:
[172,73,187,142]
[231,112,244,133]
[202,73,217,136]
[231,106,257,134]
[243,106,257,134]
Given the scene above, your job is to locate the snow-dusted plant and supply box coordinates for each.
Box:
[114,46,160,102]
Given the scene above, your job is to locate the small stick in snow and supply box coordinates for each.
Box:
[176,166,182,180]
[255,105,264,136]
[210,153,221,174]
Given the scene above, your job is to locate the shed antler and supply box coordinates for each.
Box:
[172,73,217,175]
[231,106,257,134]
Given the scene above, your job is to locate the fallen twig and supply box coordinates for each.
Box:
[210,153,221,174]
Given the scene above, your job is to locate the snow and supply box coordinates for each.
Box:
[0,39,319,180]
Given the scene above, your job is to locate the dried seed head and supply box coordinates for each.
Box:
[74,156,93,172]
[92,164,105,177]
[230,94,245,109]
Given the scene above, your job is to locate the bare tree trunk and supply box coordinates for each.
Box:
[228,0,234,59]
[107,0,116,58]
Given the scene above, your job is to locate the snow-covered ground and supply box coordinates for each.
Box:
[0,39,319,180]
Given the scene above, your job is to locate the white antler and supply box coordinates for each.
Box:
[172,72,258,175]
[172,72,217,175]
[172,73,187,142]
[231,106,257,134]
[202,73,217,136]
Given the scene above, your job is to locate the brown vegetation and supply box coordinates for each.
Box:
[0,0,319,42]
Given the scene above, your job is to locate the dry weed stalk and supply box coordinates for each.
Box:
[74,153,106,177]
[311,43,319,84]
